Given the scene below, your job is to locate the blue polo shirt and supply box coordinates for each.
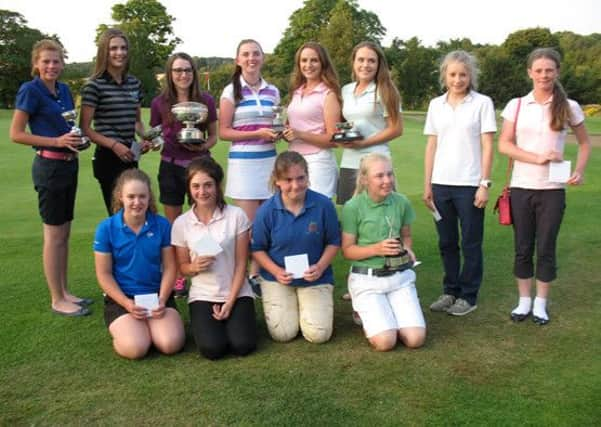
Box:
[251,189,341,287]
[15,77,74,152]
[94,210,172,296]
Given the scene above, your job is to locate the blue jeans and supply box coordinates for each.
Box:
[432,185,484,305]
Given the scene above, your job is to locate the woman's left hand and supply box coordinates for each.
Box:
[150,302,166,319]
[212,300,233,321]
[140,140,154,154]
[473,187,489,209]
[335,139,364,150]
[567,171,584,185]
[303,264,325,282]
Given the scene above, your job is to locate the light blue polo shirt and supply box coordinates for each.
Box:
[15,77,74,152]
[251,189,341,287]
[94,210,171,296]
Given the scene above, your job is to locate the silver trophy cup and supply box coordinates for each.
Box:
[331,121,362,143]
[61,110,91,151]
[171,102,209,144]
[271,106,286,133]
[143,125,165,149]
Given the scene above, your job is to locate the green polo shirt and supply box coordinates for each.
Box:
[342,191,415,268]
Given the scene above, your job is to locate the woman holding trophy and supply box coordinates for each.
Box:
[336,41,403,205]
[81,28,150,215]
[9,40,92,316]
[283,42,342,198]
[219,39,280,289]
[150,52,218,297]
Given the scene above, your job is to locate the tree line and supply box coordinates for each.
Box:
[1,0,600,110]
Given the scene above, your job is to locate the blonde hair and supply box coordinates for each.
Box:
[110,169,158,214]
[92,28,129,79]
[439,50,479,91]
[269,151,309,192]
[31,39,64,77]
[353,152,393,196]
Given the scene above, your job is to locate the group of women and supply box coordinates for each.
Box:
[9,29,591,360]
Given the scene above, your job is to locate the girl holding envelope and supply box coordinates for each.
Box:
[251,151,341,344]
[498,48,591,325]
[171,158,256,360]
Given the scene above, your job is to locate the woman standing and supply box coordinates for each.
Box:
[251,152,340,344]
[150,52,218,297]
[81,28,150,215]
[283,42,342,198]
[10,39,92,316]
[94,169,185,359]
[341,153,426,351]
[336,41,403,205]
[423,51,497,316]
[171,158,256,360]
[498,48,590,325]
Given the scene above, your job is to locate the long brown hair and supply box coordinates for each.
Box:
[289,42,342,105]
[269,151,309,192]
[527,48,570,132]
[229,39,263,104]
[31,39,65,77]
[111,169,158,214]
[161,52,205,124]
[92,28,129,79]
[186,157,226,211]
[351,41,401,126]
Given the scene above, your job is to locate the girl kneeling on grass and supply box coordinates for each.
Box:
[171,158,257,360]
[341,153,426,351]
[251,151,341,344]
[94,169,185,359]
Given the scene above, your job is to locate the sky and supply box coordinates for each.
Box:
[2,0,599,63]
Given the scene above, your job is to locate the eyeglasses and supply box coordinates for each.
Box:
[172,68,194,74]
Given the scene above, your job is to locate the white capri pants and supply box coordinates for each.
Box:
[303,149,338,198]
[348,268,426,338]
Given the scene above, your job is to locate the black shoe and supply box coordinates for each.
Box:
[533,315,549,325]
[510,311,530,322]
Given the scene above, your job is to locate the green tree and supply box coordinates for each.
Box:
[97,0,180,106]
[269,0,385,99]
[0,10,58,107]
[319,0,355,84]
[558,31,601,104]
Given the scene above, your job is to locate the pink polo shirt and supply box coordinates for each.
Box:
[502,92,584,190]
[171,205,253,303]
[287,82,330,155]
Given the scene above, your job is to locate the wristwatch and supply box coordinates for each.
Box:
[479,179,492,188]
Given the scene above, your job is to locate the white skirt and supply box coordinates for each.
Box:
[304,149,338,198]
[225,156,276,200]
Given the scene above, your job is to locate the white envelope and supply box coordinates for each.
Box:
[130,140,142,161]
[193,234,223,257]
[549,160,571,183]
[284,254,310,279]
[134,293,159,317]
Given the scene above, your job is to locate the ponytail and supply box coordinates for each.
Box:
[550,80,570,131]
[231,65,243,104]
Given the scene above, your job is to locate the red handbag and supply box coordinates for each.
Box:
[494,98,521,226]
[494,186,512,225]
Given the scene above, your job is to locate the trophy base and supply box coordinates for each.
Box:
[178,138,206,145]
[77,141,91,151]
[331,133,362,143]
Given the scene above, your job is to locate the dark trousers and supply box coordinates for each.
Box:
[189,297,257,360]
[432,185,484,305]
[510,188,565,282]
[92,147,137,215]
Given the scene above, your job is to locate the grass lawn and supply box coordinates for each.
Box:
[1,108,600,425]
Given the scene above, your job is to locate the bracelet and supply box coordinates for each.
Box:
[110,141,118,150]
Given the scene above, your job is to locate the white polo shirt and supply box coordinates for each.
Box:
[424,90,497,186]
[340,81,402,169]
[501,92,584,190]
[171,205,253,303]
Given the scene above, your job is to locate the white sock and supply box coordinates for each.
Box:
[512,297,532,315]
[533,297,548,320]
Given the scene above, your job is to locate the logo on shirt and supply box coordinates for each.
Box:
[129,91,139,101]
[146,232,154,238]
[308,221,319,234]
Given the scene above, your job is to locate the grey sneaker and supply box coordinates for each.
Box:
[430,294,456,312]
[447,298,477,316]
